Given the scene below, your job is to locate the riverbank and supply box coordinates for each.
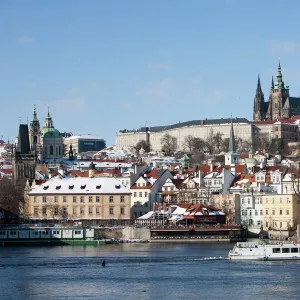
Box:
[0,240,106,247]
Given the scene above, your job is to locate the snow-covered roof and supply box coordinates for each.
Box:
[64,161,132,170]
[137,211,155,219]
[28,177,131,195]
[64,134,104,141]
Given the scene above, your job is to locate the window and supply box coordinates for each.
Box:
[266,199,268,204]
[73,196,77,203]
[54,196,58,203]
[89,207,93,214]
[34,197,37,203]
[89,196,93,203]
[144,202,148,207]
[96,196,100,203]
[266,210,268,215]
[109,207,114,215]
[120,207,125,215]
[266,222,268,227]
[242,200,244,205]
[80,196,85,203]
[249,210,252,216]
[248,199,250,205]
[73,207,77,215]
[134,192,137,197]
[229,200,231,205]
[291,248,299,253]
[63,196,67,203]
[34,208,38,216]
[140,212,143,216]
[54,207,59,215]
[273,248,281,253]
[120,196,124,203]
[279,210,282,215]
[280,198,282,203]
[96,207,100,214]
[145,192,148,197]
[280,222,282,228]
[74,230,82,235]
[109,196,114,203]
[272,210,275,215]
[42,207,47,215]
[282,248,290,253]
[50,145,53,155]
[63,207,67,215]
[80,207,85,215]
[255,210,258,216]
[42,196,47,203]
[260,210,262,215]
[257,220,261,226]
[139,192,142,197]
[286,210,290,215]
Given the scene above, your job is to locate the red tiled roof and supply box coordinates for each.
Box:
[130,182,153,189]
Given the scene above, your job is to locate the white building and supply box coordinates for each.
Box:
[116,118,253,152]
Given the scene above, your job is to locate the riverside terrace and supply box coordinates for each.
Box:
[150,224,246,242]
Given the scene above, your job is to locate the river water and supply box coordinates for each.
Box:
[0,243,299,300]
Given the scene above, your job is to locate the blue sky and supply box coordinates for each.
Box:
[1,0,300,145]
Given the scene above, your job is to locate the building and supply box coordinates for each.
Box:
[63,134,106,156]
[253,61,300,121]
[28,106,64,162]
[26,177,131,222]
[12,124,36,182]
[40,109,64,161]
[130,169,173,218]
[116,118,253,152]
[261,194,299,231]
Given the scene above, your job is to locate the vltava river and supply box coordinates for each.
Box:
[0,243,299,300]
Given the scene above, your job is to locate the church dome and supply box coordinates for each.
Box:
[41,127,61,138]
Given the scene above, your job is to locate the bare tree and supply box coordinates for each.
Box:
[184,135,195,153]
[0,178,25,222]
[213,132,223,153]
[161,133,177,156]
[135,140,151,153]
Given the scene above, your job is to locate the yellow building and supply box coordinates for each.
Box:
[27,177,131,221]
[262,194,299,230]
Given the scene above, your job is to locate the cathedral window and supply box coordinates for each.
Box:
[50,145,54,155]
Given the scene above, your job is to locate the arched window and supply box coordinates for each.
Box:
[33,136,37,144]
[50,145,54,155]
[59,146,61,156]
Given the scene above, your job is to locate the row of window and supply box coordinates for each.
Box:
[35,195,125,203]
[134,201,148,207]
[33,206,126,216]
[133,192,148,197]
[265,197,291,204]
[265,221,289,228]
[265,209,290,215]
[242,210,263,216]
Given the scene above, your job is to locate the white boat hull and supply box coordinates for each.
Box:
[229,242,300,261]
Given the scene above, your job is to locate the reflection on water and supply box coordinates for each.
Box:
[0,243,299,300]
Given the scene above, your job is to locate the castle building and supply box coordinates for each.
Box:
[253,61,300,121]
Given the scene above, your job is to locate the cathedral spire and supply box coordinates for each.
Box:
[229,116,236,153]
[30,104,40,126]
[275,60,284,89]
[271,76,274,89]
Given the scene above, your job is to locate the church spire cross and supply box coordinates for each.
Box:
[229,116,236,153]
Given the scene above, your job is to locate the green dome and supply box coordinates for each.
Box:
[41,127,61,138]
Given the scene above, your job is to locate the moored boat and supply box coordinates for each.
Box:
[229,242,300,261]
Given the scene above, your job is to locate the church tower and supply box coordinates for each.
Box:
[267,61,290,120]
[29,105,42,161]
[12,124,36,182]
[253,75,265,121]
[225,118,240,165]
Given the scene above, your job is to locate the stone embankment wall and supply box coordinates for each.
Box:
[95,227,150,240]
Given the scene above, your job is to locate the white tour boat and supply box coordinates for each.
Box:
[228,241,300,261]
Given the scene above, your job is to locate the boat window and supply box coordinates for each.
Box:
[273,248,281,253]
[291,248,299,253]
[282,248,290,253]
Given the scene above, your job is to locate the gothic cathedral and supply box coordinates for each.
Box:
[253,61,300,121]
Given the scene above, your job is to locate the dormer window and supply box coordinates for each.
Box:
[69,185,74,190]
[56,185,61,190]
[115,184,121,189]
[81,184,86,189]
[43,185,49,190]
[96,185,101,189]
